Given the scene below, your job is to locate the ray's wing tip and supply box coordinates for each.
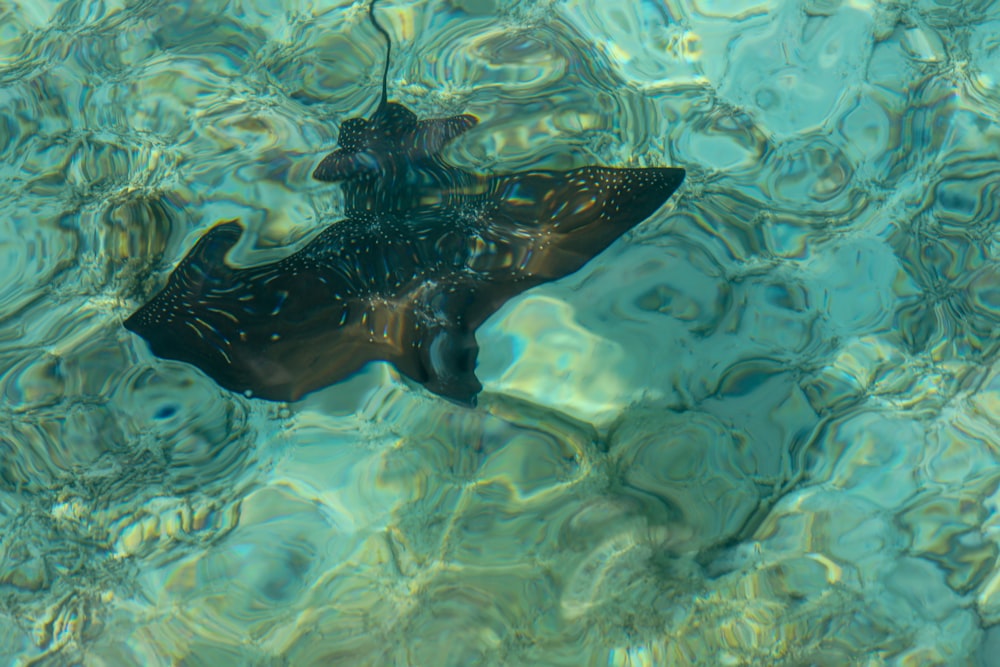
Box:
[122,312,139,333]
[640,165,684,178]
[122,306,157,345]
[633,166,686,199]
[661,165,686,189]
[200,218,245,250]
[211,218,245,235]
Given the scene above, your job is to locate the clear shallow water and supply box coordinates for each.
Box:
[0,0,998,665]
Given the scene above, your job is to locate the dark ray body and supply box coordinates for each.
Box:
[124,2,685,405]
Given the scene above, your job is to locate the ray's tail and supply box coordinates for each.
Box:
[369,0,391,112]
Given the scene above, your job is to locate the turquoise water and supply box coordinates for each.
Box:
[1,0,998,665]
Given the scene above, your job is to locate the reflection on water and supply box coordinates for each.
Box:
[0,0,998,665]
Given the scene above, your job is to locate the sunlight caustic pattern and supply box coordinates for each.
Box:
[0,0,997,665]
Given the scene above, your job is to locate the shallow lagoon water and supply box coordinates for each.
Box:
[0,0,998,665]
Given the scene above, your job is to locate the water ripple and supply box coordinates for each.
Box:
[1,0,998,664]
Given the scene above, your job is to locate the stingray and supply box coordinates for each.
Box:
[124,0,685,405]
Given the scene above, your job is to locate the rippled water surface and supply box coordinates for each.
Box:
[1,0,999,665]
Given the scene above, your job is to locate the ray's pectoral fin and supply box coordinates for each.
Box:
[172,219,243,282]
[496,166,685,233]
[312,102,478,182]
[124,219,244,336]
[493,166,686,278]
